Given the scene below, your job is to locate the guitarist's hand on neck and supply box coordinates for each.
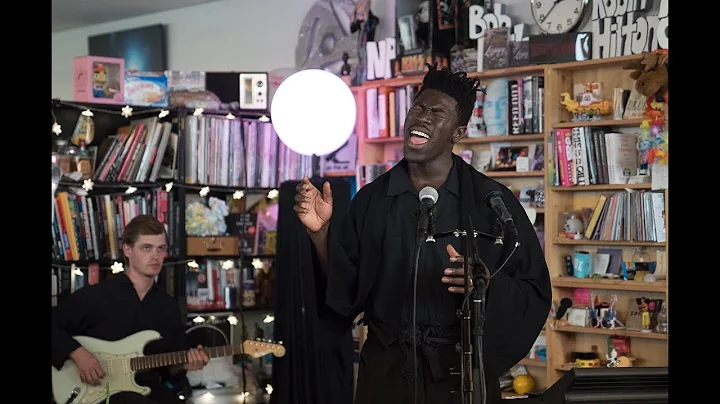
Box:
[170,345,210,375]
[69,346,105,386]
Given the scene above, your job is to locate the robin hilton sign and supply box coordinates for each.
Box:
[592,0,668,59]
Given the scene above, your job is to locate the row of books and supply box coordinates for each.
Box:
[93,117,177,183]
[365,84,418,139]
[183,115,314,188]
[468,75,545,138]
[550,127,638,187]
[52,189,175,262]
[584,190,666,242]
[186,258,275,311]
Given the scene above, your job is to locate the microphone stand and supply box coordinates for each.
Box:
[465,216,488,404]
[429,227,501,404]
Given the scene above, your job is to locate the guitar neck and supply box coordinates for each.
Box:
[130,345,237,371]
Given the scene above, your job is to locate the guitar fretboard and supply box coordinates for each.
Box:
[130,345,238,371]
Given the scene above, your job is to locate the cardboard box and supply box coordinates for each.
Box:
[73,56,125,104]
[124,71,169,107]
[187,236,239,256]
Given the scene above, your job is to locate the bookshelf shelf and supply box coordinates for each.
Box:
[324,170,356,177]
[552,118,646,129]
[552,277,667,292]
[554,325,668,340]
[554,239,665,247]
[519,358,547,368]
[365,137,403,144]
[469,65,546,80]
[549,54,646,71]
[355,64,546,90]
[365,134,545,145]
[462,134,545,144]
[484,170,544,178]
[550,184,651,192]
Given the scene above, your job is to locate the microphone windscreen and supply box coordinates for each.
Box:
[484,190,503,208]
[419,186,439,204]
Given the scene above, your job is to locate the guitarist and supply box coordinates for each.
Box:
[51,215,210,404]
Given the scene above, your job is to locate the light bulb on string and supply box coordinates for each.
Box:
[121,105,133,118]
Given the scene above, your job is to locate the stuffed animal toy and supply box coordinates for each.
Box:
[622,50,668,103]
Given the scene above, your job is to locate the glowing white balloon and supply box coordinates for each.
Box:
[270,69,356,156]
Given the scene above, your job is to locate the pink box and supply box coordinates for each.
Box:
[73,56,125,104]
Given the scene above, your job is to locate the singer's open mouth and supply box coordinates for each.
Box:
[407,128,431,148]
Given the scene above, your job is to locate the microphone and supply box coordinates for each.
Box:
[417,186,438,243]
[485,190,518,237]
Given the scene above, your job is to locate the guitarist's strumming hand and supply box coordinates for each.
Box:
[183,345,210,371]
[70,346,105,386]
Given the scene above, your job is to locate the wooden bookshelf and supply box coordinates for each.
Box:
[542,54,669,386]
[352,53,669,392]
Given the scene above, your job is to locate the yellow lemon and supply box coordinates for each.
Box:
[513,374,535,395]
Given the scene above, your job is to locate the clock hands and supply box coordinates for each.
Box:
[539,0,566,23]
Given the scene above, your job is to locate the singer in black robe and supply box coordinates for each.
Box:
[294,65,551,404]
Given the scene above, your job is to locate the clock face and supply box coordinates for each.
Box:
[531,0,588,35]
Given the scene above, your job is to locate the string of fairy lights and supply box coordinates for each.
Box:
[52,257,275,325]
[50,99,270,137]
[60,178,281,200]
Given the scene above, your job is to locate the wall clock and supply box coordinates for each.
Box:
[530,0,589,35]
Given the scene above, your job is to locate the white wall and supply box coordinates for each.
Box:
[52,0,663,99]
[52,0,317,99]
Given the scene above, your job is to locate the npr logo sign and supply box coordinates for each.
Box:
[366,37,396,81]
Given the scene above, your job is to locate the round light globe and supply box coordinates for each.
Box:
[270,69,356,156]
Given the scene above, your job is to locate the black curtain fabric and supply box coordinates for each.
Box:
[271,178,355,404]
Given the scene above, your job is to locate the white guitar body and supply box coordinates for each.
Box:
[51,330,161,404]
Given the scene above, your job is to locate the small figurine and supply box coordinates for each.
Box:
[606,348,620,368]
[562,213,584,239]
[559,90,612,121]
[92,63,109,98]
[637,297,652,333]
[350,0,380,86]
[601,294,624,329]
[340,52,352,86]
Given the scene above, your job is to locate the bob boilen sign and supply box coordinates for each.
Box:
[592,0,668,59]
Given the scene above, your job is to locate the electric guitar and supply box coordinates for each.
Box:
[51,330,286,404]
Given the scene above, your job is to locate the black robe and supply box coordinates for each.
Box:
[313,154,551,404]
[272,179,355,404]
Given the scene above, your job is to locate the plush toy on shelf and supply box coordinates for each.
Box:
[623,49,668,122]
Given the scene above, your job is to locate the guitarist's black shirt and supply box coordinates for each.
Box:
[51,273,189,392]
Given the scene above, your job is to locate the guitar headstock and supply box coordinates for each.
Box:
[242,339,286,358]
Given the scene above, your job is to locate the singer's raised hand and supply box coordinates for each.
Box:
[294,177,333,233]
[442,244,473,294]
